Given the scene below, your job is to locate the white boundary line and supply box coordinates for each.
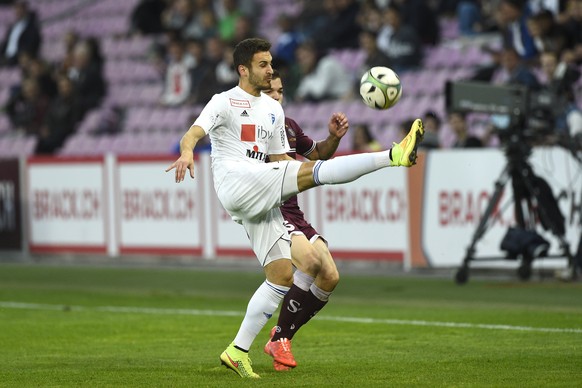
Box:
[1,301,581,334]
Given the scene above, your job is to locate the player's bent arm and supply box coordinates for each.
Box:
[309,134,341,160]
[308,112,349,160]
[165,125,207,182]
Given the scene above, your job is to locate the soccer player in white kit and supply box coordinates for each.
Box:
[166,38,424,378]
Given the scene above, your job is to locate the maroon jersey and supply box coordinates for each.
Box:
[280,117,321,240]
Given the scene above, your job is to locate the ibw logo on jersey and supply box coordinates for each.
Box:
[241,124,272,142]
[287,299,303,313]
[246,145,266,161]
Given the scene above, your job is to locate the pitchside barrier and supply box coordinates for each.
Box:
[2,148,580,270]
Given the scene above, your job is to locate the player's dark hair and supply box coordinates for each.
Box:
[233,38,271,76]
[272,69,280,80]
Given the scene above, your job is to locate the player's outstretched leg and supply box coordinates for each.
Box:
[390,118,424,167]
[220,342,260,378]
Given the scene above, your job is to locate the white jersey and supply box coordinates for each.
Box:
[194,86,289,191]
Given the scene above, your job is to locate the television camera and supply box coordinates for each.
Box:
[445,81,578,284]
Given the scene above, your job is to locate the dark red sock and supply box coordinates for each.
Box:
[272,284,308,341]
[287,290,327,340]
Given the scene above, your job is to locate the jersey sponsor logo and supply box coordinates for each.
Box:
[240,110,249,117]
[241,124,255,141]
[229,98,251,108]
[246,145,266,161]
[287,299,303,313]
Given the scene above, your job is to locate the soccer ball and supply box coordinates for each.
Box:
[359,66,402,110]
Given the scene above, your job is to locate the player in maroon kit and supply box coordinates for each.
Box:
[263,70,348,371]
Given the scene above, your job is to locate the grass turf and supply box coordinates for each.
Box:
[0,263,581,387]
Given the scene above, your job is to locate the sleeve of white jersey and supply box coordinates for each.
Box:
[268,104,290,155]
[193,94,225,134]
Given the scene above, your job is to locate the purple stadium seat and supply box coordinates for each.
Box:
[0,135,37,157]
[77,109,102,133]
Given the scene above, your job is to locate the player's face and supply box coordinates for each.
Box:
[265,77,284,104]
[247,51,273,91]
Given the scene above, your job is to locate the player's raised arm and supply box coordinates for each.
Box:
[165,125,207,183]
[309,112,349,160]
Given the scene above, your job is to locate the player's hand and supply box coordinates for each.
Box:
[165,152,194,182]
[328,112,349,139]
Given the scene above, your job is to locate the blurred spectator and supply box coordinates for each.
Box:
[561,0,582,65]
[217,0,243,42]
[448,110,484,148]
[295,0,327,39]
[352,123,382,152]
[528,0,566,16]
[292,41,353,102]
[526,9,573,54]
[457,0,483,36]
[311,0,362,50]
[0,0,41,66]
[376,4,423,73]
[394,0,440,45]
[491,46,541,88]
[68,40,107,117]
[214,44,238,90]
[539,49,581,95]
[214,0,260,19]
[163,0,216,40]
[496,0,538,60]
[232,14,256,44]
[35,77,80,154]
[355,0,383,32]
[5,77,49,135]
[85,37,105,73]
[55,31,80,77]
[129,0,168,36]
[193,35,225,104]
[421,110,442,149]
[538,50,582,137]
[185,38,212,103]
[359,29,391,74]
[160,39,194,106]
[273,14,303,66]
[26,57,58,100]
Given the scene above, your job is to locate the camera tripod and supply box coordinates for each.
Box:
[454,136,576,284]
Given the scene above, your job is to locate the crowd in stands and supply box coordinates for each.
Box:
[1,1,106,153]
[0,0,581,155]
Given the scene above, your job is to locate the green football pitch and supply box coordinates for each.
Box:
[0,263,581,387]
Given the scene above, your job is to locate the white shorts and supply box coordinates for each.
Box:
[216,160,301,221]
[242,209,291,266]
[215,160,301,264]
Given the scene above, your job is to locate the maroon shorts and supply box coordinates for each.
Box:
[281,206,323,243]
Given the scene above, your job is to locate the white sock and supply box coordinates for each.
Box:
[293,270,315,292]
[310,283,332,302]
[233,280,289,351]
[312,151,391,185]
